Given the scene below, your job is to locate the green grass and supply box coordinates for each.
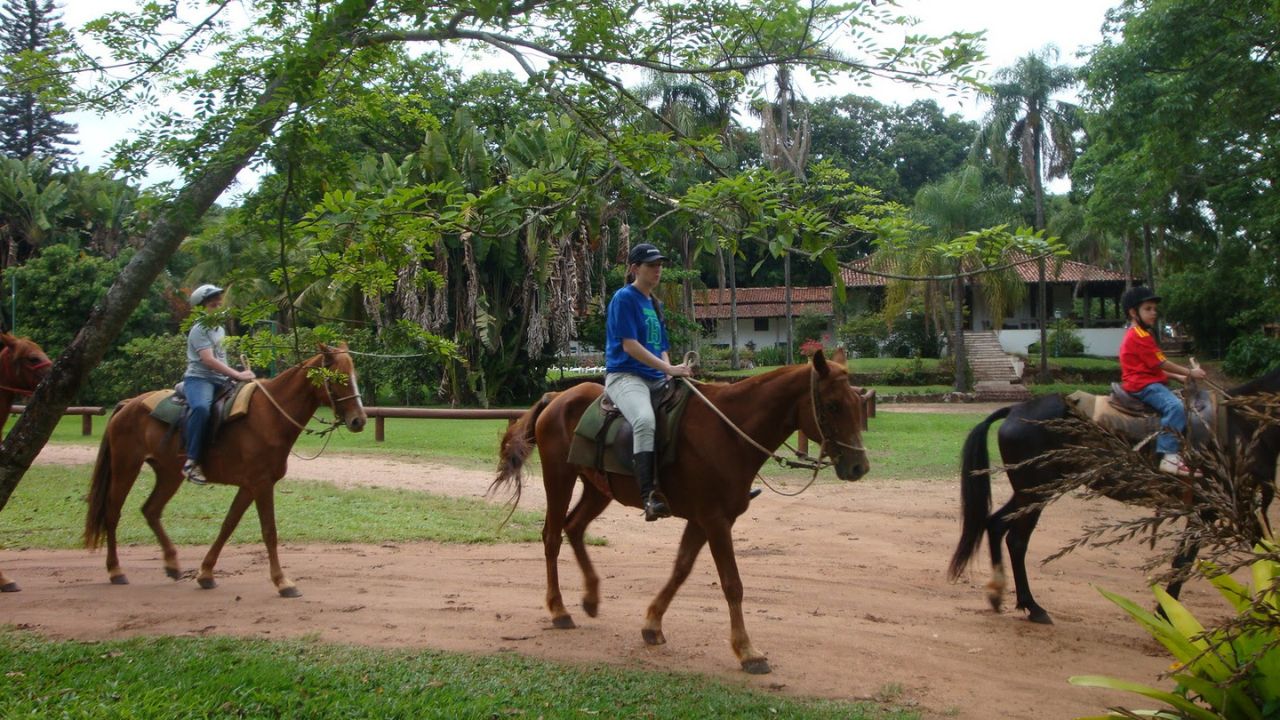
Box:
[867,384,953,396]
[1027,382,1110,396]
[0,630,914,719]
[1,464,545,550]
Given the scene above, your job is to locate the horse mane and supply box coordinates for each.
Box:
[1227,366,1280,397]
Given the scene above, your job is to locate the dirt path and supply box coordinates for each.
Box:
[7,441,1207,718]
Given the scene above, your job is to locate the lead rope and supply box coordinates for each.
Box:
[240,355,346,460]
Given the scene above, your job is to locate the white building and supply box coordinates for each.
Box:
[692,286,833,349]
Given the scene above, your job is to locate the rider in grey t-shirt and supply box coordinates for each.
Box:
[182,284,255,485]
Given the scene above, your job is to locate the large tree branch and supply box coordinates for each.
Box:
[0,0,379,512]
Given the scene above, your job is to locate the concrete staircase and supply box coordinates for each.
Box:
[963,331,1032,402]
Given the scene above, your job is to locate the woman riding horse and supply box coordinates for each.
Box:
[84,344,366,597]
[492,348,870,674]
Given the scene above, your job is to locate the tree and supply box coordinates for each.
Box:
[0,0,76,164]
[976,46,1082,381]
[0,0,982,512]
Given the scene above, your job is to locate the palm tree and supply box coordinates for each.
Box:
[976,46,1082,381]
[881,166,1022,391]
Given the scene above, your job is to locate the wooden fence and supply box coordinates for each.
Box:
[9,405,108,436]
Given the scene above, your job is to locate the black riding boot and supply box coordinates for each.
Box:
[633,451,670,521]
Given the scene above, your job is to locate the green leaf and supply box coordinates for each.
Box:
[1069,676,1219,720]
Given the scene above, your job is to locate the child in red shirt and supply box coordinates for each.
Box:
[1118,287,1206,475]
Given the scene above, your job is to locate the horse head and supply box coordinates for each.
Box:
[318,342,367,433]
[0,333,52,394]
[806,348,870,481]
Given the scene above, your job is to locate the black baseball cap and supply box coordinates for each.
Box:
[627,243,668,265]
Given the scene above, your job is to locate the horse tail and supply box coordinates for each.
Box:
[489,392,556,514]
[84,427,114,550]
[947,405,1013,581]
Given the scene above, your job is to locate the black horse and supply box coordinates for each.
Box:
[948,369,1280,624]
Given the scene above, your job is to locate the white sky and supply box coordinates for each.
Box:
[58,0,1119,197]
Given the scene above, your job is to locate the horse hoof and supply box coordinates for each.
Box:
[551,615,576,630]
[110,574,129,586]
[1028,610,1054,625]
[641,628,665,646]
[197,577,217,590]
[278,586,302,598]
[1,582,20,592]
[165,568,181,580]
[741,657,772,675]
[582,599,599,618]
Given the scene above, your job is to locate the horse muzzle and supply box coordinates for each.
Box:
[346,414,367,433]
[834,450,870,481]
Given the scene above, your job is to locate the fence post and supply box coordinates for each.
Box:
[82,415,93,436]
[375,416,386,443]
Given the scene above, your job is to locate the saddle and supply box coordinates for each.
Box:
[141,381,258,445]
[566,381,692,476]
[1065,384,1221,450]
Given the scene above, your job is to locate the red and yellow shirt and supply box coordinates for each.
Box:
[1119,325,1168,393]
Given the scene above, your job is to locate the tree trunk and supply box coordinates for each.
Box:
[729,250,739,370]
[1123,228,1135,291]
[1037,256,1050,383]
[784,251,793,364]
[952,274,968,392]
[0,0,378,512]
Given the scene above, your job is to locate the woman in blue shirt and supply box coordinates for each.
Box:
[605,243,692,520]
[183,284,255,485]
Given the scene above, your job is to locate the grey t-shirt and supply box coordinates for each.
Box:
[186,320,228,380]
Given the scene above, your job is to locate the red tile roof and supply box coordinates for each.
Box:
[840,251,1133,287]
[692,286,832,320]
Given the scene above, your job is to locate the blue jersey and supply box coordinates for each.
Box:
[605,284,669,381]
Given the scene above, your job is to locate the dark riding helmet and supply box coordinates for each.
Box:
[1121,286,1162,315]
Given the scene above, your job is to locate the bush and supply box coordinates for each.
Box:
[87,334,188,405]
[1224,333,1280,378]
[1028,318,1086,358]
[884,312,941,359]
[883,354,928,384]
[837,314,888,358]
[753,345,786,366]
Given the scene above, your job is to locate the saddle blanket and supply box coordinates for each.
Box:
[1064,389,1220,449]
[144,382,257,427]
[566,381,692,476]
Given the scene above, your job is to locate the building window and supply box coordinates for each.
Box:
[753,317,769,332]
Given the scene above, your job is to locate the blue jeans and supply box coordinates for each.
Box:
[183,376,223,465]
[1134,382,1186,455]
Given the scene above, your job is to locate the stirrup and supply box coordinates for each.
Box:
[644,491,671,521]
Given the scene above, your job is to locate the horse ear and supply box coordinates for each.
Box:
[812,348,830,377]
[830,347,847,365]
[0,333,13,350]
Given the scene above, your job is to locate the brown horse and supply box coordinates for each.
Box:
[83,344,366,596]
[0,332,53,438]
[491,349,870,674]
[0,332,52,593]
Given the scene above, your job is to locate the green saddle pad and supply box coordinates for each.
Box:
[567,381,692,475]
[148,382,253,427]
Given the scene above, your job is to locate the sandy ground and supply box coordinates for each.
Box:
[5,431,1216,719]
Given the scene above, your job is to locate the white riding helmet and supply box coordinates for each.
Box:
[188,284,225,307]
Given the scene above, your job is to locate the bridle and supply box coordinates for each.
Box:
[245,352,363,459]
[0,346,51,395]
[678,357,866,496]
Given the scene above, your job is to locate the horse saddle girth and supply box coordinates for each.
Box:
[566,381,692,476]
[1064,386,1222,450]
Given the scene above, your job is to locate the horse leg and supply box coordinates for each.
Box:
[104,450,146,585]
[703,518,769,674]
[253,489,299,597]
[139,461,185,579]
[642,520,707,647]
[1164,540,1200,602]
[0,568,19,592]
[984,497,1017,612]
[196,486,255,590]
[564,481,612,618]
[542,466,577,629]
[1006,506,1051,624]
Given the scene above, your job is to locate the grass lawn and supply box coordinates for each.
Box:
[0,630,915,719]
[1,464,545,550]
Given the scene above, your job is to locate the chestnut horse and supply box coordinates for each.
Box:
[84,344,366,596]
[0,332,52,592]
[948,368,1280,624]
[491,349,870,674]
